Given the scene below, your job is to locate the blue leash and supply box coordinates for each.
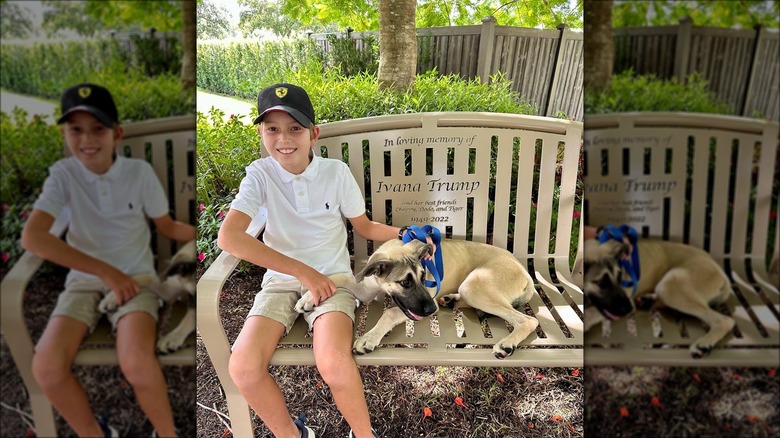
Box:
[598,225,641,296]
[402,225,444,297]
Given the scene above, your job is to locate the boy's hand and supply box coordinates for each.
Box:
[102,268,140,306]
[299,269,337,306]
[424,235,437,260]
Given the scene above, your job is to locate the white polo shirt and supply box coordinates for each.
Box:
[230,155,365,280]
[34,155,169,287]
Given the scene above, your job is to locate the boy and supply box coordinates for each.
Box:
[21,83,195,437]
[218,83,429,438]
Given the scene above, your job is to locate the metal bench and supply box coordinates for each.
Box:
[583,112,779,366]
[0,115,196,437]
[197,112,585,436]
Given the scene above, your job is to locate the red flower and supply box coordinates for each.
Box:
[423,407,432,418]
[573,210,581,219]
[571,368,580,377]
[651,396,662,408]
[198,252,206,262]
[1,253,9,263]
[199,203,206,212]
[619,407,629,417]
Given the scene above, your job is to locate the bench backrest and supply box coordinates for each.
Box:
[584,113,779,279]
[261,112,583,279]
[116,116,196,262]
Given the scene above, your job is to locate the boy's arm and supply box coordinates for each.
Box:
[348,213,399,242]
[21,209,140,305]
[152,214,196,243]
[348,214,436,257]
[217,209,336,305]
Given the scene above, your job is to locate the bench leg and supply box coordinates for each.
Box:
[29,389,57,437]
[225,392,254,438]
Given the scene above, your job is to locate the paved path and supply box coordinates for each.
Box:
[197,90,256,123]
[0,90,58,123]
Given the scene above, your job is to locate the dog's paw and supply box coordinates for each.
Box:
[294,292,316,313]
[353,335,379,355]
[437,294,458,308]
[98,293,119,314]
[634,294,657,310]
[157,333,185,354]
[690,343,713,359]
[492,343,516,359]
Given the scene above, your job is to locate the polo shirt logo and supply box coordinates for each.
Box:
[275,87,288,98]
[78,87,92,98]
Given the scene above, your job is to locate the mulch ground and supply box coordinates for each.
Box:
[1,263,196,438]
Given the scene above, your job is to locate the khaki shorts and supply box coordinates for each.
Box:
[51,281,160,333]
[248,276,358,334]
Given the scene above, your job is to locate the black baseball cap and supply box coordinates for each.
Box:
[56,83,118,127]
[253,83,315,127]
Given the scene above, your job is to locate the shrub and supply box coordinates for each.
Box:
[0,109,63,204]
[0,197,36,267]
[584,70,733,114]
[323,33,378,76]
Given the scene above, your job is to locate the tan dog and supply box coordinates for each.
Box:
[583,238,734,358]
[296,238,539,359]
[98,240,196,353]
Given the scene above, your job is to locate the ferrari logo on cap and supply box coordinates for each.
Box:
[275,87,288,98]
[78,87,92,98]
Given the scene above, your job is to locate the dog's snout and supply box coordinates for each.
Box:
[422,300,437,316]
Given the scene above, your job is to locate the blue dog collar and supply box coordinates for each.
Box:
[402,225,444,296]
[598,224,641,296]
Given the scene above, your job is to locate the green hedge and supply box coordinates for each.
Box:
[584,70,732,114]
[1,39,194,122]
[197,38,324,100]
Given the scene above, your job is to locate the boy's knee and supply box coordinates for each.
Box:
[32,350,71,388]
[119,350,159,388]
[316,350,355,387]
[228,351,271,390]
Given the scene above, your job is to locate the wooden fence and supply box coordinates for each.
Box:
[311,17,584,121]
[614,17,779,121]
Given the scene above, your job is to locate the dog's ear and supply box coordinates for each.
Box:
[357,259,394,281]
[415,243,434,261]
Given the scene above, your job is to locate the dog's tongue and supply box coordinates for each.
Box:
[604,309,621,321]
[408,310,423,321]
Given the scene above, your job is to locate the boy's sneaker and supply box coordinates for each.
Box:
[349,429,379,438]
[294,412,316,438]
[97,415,119,438]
